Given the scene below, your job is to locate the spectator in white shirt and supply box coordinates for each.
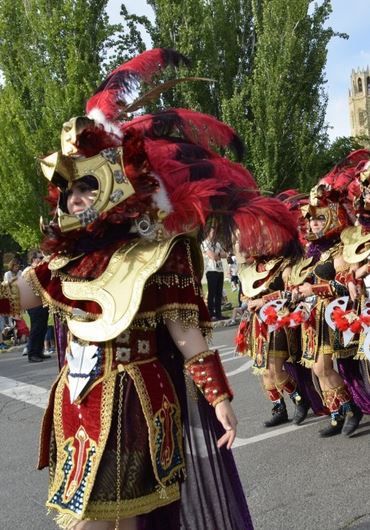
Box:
[201,228,227,320]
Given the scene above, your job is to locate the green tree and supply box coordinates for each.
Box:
[0,0,143,248]
[248,0,346,193]
[147,0,257,154]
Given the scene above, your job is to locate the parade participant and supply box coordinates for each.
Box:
[294,160,364,437]
[234,202,310,427]
[0,49,258,530]
[338,152,370,413]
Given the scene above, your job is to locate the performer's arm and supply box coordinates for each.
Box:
[18,276,45,309]
[165,320,237,449]
[0,275,43,315]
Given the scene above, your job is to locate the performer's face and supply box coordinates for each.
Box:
[66,180,96,215]
[309,215,325,235]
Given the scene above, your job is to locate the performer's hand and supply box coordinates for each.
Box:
[348,281,359,302]
[215,399,238,449]
[290,287,300,303]
[247,298,263,312]
[355,263,368,280]
[298,282,313,297]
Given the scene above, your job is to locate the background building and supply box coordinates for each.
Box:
[349,67,370,142]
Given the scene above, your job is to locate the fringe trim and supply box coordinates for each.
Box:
[252,366,268,375]
[145,272,196,291]
[131,305,212,337]
[54,512,80,530]
[353,351,367,361]
[24,267,98,322]
[299,357,315,368]
[332,349,357,359]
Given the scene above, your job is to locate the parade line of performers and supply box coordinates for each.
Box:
[235,150,370,438]
[0,47,369,530]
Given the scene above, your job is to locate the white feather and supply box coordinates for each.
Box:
[87,107,123,138]
[151,175,173,213]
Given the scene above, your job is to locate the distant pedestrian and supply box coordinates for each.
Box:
[3,257,22,285]
[23,251,50,363]
[227,253,239,291]
[201,227,227,320]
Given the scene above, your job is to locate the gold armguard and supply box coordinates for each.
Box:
[184,350,233,407]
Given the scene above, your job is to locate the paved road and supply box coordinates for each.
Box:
[1,328,370,530]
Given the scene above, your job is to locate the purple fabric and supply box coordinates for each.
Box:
[306,237,339,263]
[284,359,326,415]
[358,215,370,229]
[137,326,254,530]
[53,316,68,371]
[337,358,370,414]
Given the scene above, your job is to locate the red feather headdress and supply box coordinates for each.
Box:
[43,49,299,259]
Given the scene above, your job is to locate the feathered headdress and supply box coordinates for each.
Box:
[42,48,299,259]
[302,150,370,241]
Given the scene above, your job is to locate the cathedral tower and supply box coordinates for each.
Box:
[349,68,370,140]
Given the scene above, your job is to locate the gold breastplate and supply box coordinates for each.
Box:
[341,226,370,264]
[238,257,288,298]
[61,235,182,342]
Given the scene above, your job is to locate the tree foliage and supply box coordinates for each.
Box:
[0,0,350,247]
[248,0,347,193]
[318,135,370,175]
[147,0,257,152]
[147,0,345,193]
[0,0,139,248]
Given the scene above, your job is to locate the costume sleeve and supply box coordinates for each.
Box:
[132,238,212,337]
[0,282,21,316]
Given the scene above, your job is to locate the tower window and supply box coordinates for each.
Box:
[359,110,367,127]
[367,76,370,94]
[358,78,363,92]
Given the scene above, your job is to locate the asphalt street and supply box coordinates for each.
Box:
[1,326,370,530]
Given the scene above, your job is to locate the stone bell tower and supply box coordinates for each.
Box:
[349,68,370,141]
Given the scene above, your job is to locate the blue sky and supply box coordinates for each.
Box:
[108,0,370,141]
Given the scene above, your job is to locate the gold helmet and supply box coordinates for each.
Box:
[39,118,135,232]
[301,183,348,241]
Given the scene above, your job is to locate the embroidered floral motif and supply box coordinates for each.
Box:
[137,339,150,355]
[116,331,130,344]
[116,347,130,362]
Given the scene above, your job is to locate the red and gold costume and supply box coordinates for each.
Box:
[291,153,368,435]
[0,49,259,529]
[21,237,214,523]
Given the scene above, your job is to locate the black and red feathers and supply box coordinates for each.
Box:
[86,48,189,125]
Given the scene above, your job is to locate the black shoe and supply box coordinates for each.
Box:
[216,315,228,321]
[292,399,309,425]
[264,400,289,427]
[319,417,344,437]
[28,355,44,363]
[342,403,363,437]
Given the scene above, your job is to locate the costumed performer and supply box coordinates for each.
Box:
[0,49,258,530]
[295,155,364,437]
[233,194,311,427]
[336,151,370,414]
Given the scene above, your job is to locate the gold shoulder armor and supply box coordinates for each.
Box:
[239,257,285,298]
[341,226,370,264]
[290,256,315,286]
[62,235,182,342]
